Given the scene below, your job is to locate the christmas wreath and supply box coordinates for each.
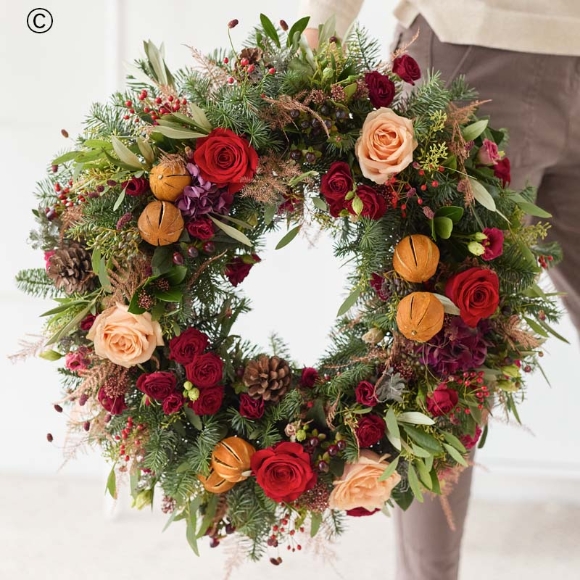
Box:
[17,15,563,563]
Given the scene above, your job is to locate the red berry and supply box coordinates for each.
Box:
[240,58,249,67]
[417,197,423,205]
[172,103,180,112]
[223,57,229,64]
[228,77,235,84]
[247,64,255,74]
[418,169,425,176]
[143,107,150,113]
[123,114,130,120]
[420,184,427,191]
[155,97,162,104]
[141,90,148,98]
[54,183,61,192]
[168,95,174,102]
[181,98,187,104]
[268,67,276,75]
[124,455,130,462]
[431,180,439,187]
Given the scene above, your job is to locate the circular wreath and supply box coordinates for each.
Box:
[18,16,561,560]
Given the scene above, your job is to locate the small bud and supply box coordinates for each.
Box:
[467,241,485,256]
[61,129,69,138]
[296,429,307,442]
[47,433,54,443]
[83,421,91,432]
[473,232,488,241]
[362,327,384,345]
[51,164,58,173]
[132,489,154,510]
[188,388,200,401]
[228,19,239,29]
[184,380,193,391]
[54,404,63,413]
[280,19,289,31]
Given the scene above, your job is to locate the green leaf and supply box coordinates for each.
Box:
[151,246,174,276]
[443,443,468,467]
[275,224,301,250]
[434,293,460,315]
[310,512,322,537]
[180,105,212,133]
[516,200,552,218]
[162,507,182,533]
[392,485,414,511]
[83,139,112,149]
[344,83,358,99]
[402,425,443,454]
[137,137,155,165]
[336,286,361,317]
[39,350,63,361]
[462,119,488,141]
[46,301,95,346]
[184,406,203,430]
[477,424,489,449]
[407,463,424,502]
[209,215,253,247]
[216,214,253,229]
[106,466,117,499]
[154,287,184,302]
[435,206,464,223]
[398,412,435,426]
[186,515,199,556]
[468,178,496,212]
[264,204,277,225]
[164,266,188,286]
[75,150,105,163]
[113,188,126,212]
[351,195,364,215]
[144,40,168,86]
[523,316,549,338]
[312,197,328,211]
[442,432,467,453]
[430,470,442,494]
[52,151,80,165]
[287,16,311,47]
[197,494,219,539]
[318,14,337,45]
[386,407,401,439]
[415,458,433,490]
[40,300,89,317]
[111,136,143,169]
[378,456,399,481]
[434,216,453,239]
[151,126,205,140]
[539,319,570,344]
[97,256,112,293]
[411,444,432,459]
[128,289,146,315]
[386,431,402,451]
[260,13,281,48]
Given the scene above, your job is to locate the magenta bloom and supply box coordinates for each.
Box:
[426,384,458,417]
[481,228,504,261]
[477,139,501,166]
[65,348,90,372]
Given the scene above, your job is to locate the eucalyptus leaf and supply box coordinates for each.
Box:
[403,425,443,454]
[137,137,155,164]
[378,456,399,482]
[144,40,168,86]
[411,444,432,459]
[443,443,468,467]
[312,197,328,211]
[407,463,424,502]
[442,431,467,453]
[524,316,549,338]
[52,151,80,165]
[264,204,277,225]
[106,466,117,499]
[468,178,496,212]
[398,412,435,426]
[539,319,570,344]
[336,286,361,317]
[111,136,143,169]
[516,200,552,218]
[275,224,301,250]
[260,13,281,48]
[46,301,94,346]
[209,215,253,247]
[287,16,311,48]
[318,14,337,45]
[162,507,182,533]
[434,293,460,315]
[387,431,402,451]
[152,126,205,140]
[310,512,322,537]
[98,255,112,292]
[186,514,199,556]
[83,139,112,150]
[462,119,488,141]
[182,105,212,133]
[386,407,401,439]
[39,350,63,361]
[184,406,203,430]
[415,458,433,490]
[125,62,156,86]
[113,188,126,212]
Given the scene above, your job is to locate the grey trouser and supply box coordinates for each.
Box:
[391,14,580,580]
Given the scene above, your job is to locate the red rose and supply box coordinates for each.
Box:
[193,128,259,194]
[355,380,378,407]
[426,384,459,416]
[348,185,387,220]
[392,55,421,85]
[346,507,380,517]
[97,387,127,415]
[300,367,319,388]
[493,157,511,187]
[187,218,215,241]
[251,442,317,503]
[239,393,265,419]
[370,273,389,301]
[445,267,500,327]
[162,393,185,415]
[136,371,177,401]
[190,385,224,416]
[186,352,224,388]
[355,414,386,448]
[481,228,504,261]
[320,161,353,218]
[168,327,209,365]
[122,177,149,197]
[225,254,261,287]
[80,314,96,331]
[364,71,396,108]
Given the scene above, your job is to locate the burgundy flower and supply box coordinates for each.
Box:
[320,161,353,218]
[168,327,209,365]
[239,393,265,419]
[97,387,127,415]
[461,425,483,450]
[347,185,387,220]
[186,352,224,388]
[355,380,378,407]
[481,228,504,261]
[225,254,261,287]
[122,177,149,197]
[162,393,185,415]
[392,55,421,85]
[493,157,511,187]
[300,367,319,388]
[136,371,177,401]
[346,507,380,517]
[80,314,96,331]
[355,414,386,448]
[65,348,90,372]
[190,384,224,415]
[370,273,389,301]
[426,384,459,417]
[186,217,215,241]
[364,71,396,108]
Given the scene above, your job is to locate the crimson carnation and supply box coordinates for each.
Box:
[355,380,378,407]
[122,177,149,197]
[97,387,127,415]
[251,442,317,503]
[225,254,261,287]
[300,367,319,388]
[162,393,185,415]
[239,393,265,419]
[186,352,224,388]
[346,507,380,517]
[355,414,386,448]
[392,55,421,85]
[169,327,209,365]
[190,385,224,415]
[481,228,504,261]
[493,157,511,186]
[193,128,259,194]
[364,71,395,108]
[348,185,387,220]
[80,314,96,331]
[320,161,353,217]
[186,218,215,241]
[426,384,459,417]
[445,267,500,327]
[136,371,177,401]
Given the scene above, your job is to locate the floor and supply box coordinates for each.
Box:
[1,474,579,580]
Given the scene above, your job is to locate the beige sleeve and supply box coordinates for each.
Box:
[297,0,365,38]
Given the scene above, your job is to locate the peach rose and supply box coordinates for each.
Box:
[87,303,164,368]
[328,450,401,511]
[355,108,417,183]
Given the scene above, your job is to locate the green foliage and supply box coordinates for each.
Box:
[16,268,60,299]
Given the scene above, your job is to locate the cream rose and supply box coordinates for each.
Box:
[328,450,401,511]
[87,303,164,368]
[355,107,417,183]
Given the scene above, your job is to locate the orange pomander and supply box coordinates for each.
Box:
[137,200,184,246]
[393,234,440,283]
[149,158,191,202]
[396,292,444,343]
[198,469,236,494]
[211,437,256,483]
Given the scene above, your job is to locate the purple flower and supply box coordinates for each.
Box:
[176,163,233,218]
[418,318,489,377]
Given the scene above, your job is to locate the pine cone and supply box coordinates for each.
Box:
[239,47,263,65]
[47,242,96,294]
[243,355,292,403]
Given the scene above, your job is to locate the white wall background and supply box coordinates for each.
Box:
[1,0,579,504]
